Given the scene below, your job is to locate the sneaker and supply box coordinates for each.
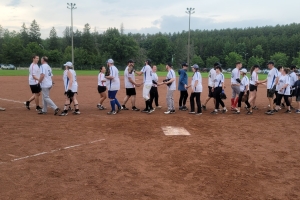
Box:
[189,111,195,114]
[117,106,122,113]
[195,112,202,115]
[179,106,183,111]
[222,108,228,113]
[38,110,46,115]
[182,106,188,111]
[233,111,240,114]
[98,105,105,110]
[122,106,129,110]
[296,110,300,114]
[164,110,171,114]
[24,101,30,110]
[141,109,148,113]
[59,111,68,116]
[211,110,218,114]
[54,108,60,115]
[231,107,236,111]
[246,111,253,115]
[202,105,207,111]
[273,109,279,113]
[68,106,73,111]
[156,106,162,109]
[73,110,80,115]
[285,110,291,114]
[281,103,285,108]
[265,110,272,114]
[170,110,176,114]
[107,111,116,115]
[252,106,258,110]
[97,104,101,109]
[132,107,140,111]
[148,109,154,114]
[0,107,5,111]
[266,110,274,115]
[36,106,42,111]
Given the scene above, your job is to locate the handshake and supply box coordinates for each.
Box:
[163,79,171,86]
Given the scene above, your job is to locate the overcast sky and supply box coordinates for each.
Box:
[1,0,300,38]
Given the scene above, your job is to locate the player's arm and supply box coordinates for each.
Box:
[164,77,175,85]
[67,70,73,90]
[105,71,114,80]
[135,71,143,76]
[38,67,45,84]
[128,77,138,86]
[32,66,39,81]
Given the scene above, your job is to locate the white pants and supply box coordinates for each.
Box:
[41,87,58,112]
[143,84,152,100]
[166,88,175,111]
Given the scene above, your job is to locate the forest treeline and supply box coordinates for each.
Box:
[1,20,300,70]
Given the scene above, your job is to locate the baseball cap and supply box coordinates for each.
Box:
[63,61,73,67]
[128,59,135,64]
[267,61,275,65]
[240,68,247,73]
[214,62,221,67]
[182,62,188,67]
[107,59,114,64]
[191,64,199,69]
[166,62,173,67]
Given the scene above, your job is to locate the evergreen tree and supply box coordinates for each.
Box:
[29,20,41,43]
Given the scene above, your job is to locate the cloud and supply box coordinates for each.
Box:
[6,0,21,6]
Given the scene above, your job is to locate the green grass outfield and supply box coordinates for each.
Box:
[0,69,268,80]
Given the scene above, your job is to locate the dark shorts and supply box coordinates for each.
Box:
[30,84,41,94]
[126,88,136,96]
[98,86,107,93]
[208,86,214,98]
[250,84,257,92]
[64,91,77,98]
[267,89,275,98]
[290,90,296,97]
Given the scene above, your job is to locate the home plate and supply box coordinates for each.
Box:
[161,126,191,136]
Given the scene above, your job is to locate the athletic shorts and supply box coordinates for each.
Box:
[231,85,240,98]
[126,88,136,96]
[290,90,296,97]
[30,84,41,94]
[108,90,118,99]
[208,86,214,98]
[249,84,257,92]
[143,84,152,100]
[267,89,275,98]
[98,86,106,93]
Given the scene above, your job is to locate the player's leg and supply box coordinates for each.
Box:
[212,88,220,114]
[196,92,202,114]
[60,95,71,116]
[296,95,300,113]
[189,92,195,113]
[122,95,130,110]
[266,89,275,114]
[233,86,240,109]
[179,90,184,109]
[182,91,188,110]
[72,93,80,114]
[245,91,251,110]
[284,95,291,112]
[170,90,175,113]
[149,87,155,109]
[231,86,235,109]
[154,88,160,108]
[142,84,152,113]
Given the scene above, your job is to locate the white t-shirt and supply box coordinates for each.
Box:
[267,67,278,89]
[98,72,106,87]
[29,63,40,85]
[278,75,290,95]
[152,72,158,87]
[276,72,282,91]
[124,66,135,88]
[250,71,258,85]
[40,63,53,88]
[214,73,224,88]
[141,65,152,85]
[107,65,120,91]
[240,76,249,92]
[191,72,202,92]
[166,69,176,90]
[290,72,297,88]
[231,68,240,84]
[208,68,216,87]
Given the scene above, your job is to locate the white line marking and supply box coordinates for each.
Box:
[0,98,24,104]
[0,139,105,164]
[162,126,191,136]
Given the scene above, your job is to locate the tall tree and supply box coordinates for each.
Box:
[49,27,59,50]
[81,23,93,52]
[270,52,289,67]
[29,20,41,43]
[225,52,244,68]
[20,23,29,46]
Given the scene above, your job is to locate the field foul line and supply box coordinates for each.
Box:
[0,139,105,164]
[0,97,24,104]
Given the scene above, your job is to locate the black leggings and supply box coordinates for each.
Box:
[150,87,159,107]
[179,90,188,107]
[238,91,250,108]
[213,87,225,109]
[273,91,279,104]
[276,94,290,107]
[190,92,202,113]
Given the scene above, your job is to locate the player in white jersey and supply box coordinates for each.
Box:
[24,55,42,111]
[105,59,122,115]
[37,56,60,115]
[202,62,218,110]
[149,65,162,109]
[259,61,279,115]
[248,65,260,114]
[136,59,155,113]
[234,68,250,114]
[273,66,283,108]
[121,59,141,111]
[274,68,292,113]
[187,64,202,115]
[97,66,107,110]
[289,65,298,108]
[211,66,227,114]
[230,61,242,110]
[158,63,176,114]
[59,62,80,116]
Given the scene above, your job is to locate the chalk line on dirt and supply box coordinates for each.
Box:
[0,139,105,164]
[0,97,25,104]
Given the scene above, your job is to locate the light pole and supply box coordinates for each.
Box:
[67,3,77,68]
[243,52,248,67]
[186,8,195,68]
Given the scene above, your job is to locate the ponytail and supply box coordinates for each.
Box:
[251,65,259,75]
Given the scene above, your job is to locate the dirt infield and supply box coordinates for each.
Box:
[0,75,300,200]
